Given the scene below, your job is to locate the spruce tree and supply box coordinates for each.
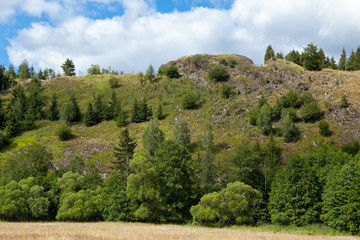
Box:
[264,45,275,63]
[142,119,164,156]
[354,46,360,70]
[301,43,323,71]
[23,106,36,130]
[48,94,59,121]
[338,48,347,71]
[174,119,190,147]
[84,103,97,127]
[113,128,136,183]
[140,100,152,122]
[131,99,141,123]
[116,108,128,127]
[70,94,81,122]
[348,49,356,71]
[61,58,76,76]
[94,95,105,122]
[4,109,18,137]
[156,104,164,120]
[107,90,118,120]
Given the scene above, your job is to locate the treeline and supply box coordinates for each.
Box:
[2,125,360,234]
[265,43,360,71]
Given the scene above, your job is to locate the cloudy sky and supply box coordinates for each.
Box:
[1,0,360,75]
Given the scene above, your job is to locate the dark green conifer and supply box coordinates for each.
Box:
[48,94,59,121]
[84,103,97,127]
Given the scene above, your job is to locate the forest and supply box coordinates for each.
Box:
[1,43,360,235]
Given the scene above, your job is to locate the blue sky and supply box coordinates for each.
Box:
[1,0,360,74]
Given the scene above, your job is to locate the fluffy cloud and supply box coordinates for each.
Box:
[6,0,360,74]
[0,0,62,22]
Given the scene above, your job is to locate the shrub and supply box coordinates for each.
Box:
[341,141,360,156]
[0,130,9,148]
[257,105,273,135]
[300,101,323,122]
[280,114,300,142]
[190,182,261,225]
[340,95,350,108]
[207,64,229,82]
[220,84,233,99]
[318,120,332,137]
[56,123,73,141]
[164,65,180,78]
[182,91,201,110]
[219,58,227,66]
[108,76,120,89]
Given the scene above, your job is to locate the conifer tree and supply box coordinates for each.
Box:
[156,104,164,120]
[131,99,141,123]
[113,128,136,183]
[48,94,59,121]
[264,45,275,63]
[23,105,36,130]
[174,119,190,147]
[116,108,128,127]
[301,43,323,71]
[18,59,30,80]
[94,95,105,122]
[285,50,301,65]
[348,49,356,71]
[338,48,347,71]
[107,90,118,120]
[142,119,164,156]
[4,109,18,137]
[61,58,76,76]
[84,103,97,127]
[70,94,81,122]
[140,100,152,122]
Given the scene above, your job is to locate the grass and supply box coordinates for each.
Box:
[2,55,360,169]
[0,222,357,240]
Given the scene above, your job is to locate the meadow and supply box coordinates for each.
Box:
[0,222,357,240]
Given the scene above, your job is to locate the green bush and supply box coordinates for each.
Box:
[190,182,261,225]
[182,91,201,110]
[300,101,323,122]
[164,65,180,78]
[108,76,120,89]
[280,114,300,142]
[0,130,9,148]
[248,109,259,126]
[207,64,229,82]
[341,141,360,156]
[318,120,332,137]
[219,58,227,66]
[257,105,273,135]
[56,123,73,141]
[220,83,233,99]
[340,95,350,108]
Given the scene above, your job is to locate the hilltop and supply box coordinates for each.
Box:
[1,53,360,174]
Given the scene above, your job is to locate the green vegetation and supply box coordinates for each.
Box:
[190,181,261,225]
[1,52,360,237]
[207,64,229,82]
[61,58,76,76]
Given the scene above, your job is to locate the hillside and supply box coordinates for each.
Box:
[1,54,360,175]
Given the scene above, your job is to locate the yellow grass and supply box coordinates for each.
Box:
[0,222,357,240]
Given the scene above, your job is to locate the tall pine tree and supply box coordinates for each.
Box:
[113,128,136,183]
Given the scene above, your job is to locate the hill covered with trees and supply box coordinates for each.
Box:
[1,46,360,234]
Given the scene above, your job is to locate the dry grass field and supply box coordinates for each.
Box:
[0,222,358,240]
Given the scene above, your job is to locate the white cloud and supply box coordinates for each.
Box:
[0,0,62,22]
[6,0,360,74]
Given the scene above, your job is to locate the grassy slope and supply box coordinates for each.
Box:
[1,54,360,174]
